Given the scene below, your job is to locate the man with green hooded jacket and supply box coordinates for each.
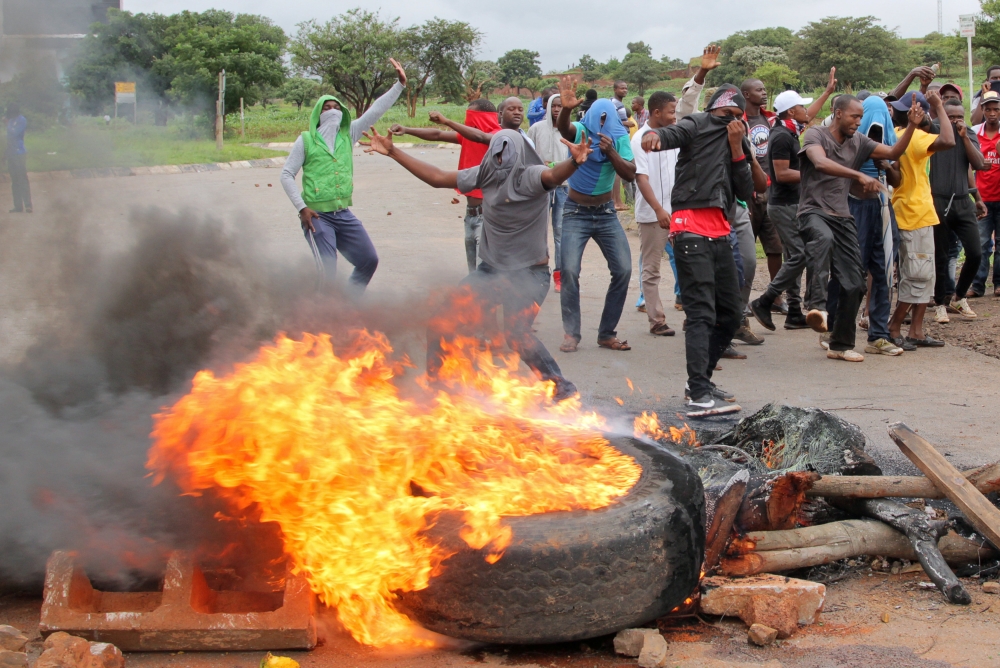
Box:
[280,59,407,292]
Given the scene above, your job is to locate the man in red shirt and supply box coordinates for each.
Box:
[971,91,1000,297]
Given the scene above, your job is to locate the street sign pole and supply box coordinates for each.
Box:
[960,14,976,112]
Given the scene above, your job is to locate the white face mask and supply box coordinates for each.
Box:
[320,108,342,130]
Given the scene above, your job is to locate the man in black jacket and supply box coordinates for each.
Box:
[641,85,756,411]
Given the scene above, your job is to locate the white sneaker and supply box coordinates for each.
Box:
[806,309,828,333]
[952,298,978,319]
[864,338,904,356]
[827,349,864,362]
[819,333,831,350]
[934,305,950,324]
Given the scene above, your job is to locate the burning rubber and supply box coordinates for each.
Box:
[397,435,706,644]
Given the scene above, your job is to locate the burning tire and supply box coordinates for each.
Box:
[398,435,704,644]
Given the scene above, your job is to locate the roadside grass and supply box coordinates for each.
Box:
[22,117,286,172]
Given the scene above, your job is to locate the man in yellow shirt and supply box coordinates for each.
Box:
[887,91,955,348]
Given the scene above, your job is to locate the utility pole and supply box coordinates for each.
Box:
[960,15,976,112]
[240,97,245,139]
[215,69,226,151]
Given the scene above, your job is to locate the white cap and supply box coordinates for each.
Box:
[773,90,814,114]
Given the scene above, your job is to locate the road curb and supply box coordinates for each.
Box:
[1,156,289,183]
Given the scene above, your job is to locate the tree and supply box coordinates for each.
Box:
[627,41,652,57]
[281,77,320,110]
[154,11,287,117]
[909,32,964,76]
[578,54,601,83]
[660,55,687,71]
[462,59,502,101]
[618,52,663,95]
[523,77,559,97]
[753,63,800,97]
[731,46,788,76]
[791,16,908,89]
[708,27,798,86]
[497,49,541,93]
[290,9,401,116]
[400,18,480,116]
[974,1,1000,65]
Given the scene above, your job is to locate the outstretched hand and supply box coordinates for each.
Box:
[388,123,406,136]
[907,94,926,127]
[825,67,837,93]
[641,131,662,152]
[561,135,592,165]
[700,44,721,71]
[558,79,581,109]
[428,110,447,125]
[360,126,394,156]
[390,58,407,86]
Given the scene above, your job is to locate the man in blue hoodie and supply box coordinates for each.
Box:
[5,103,32,214]
[280,60,406,293]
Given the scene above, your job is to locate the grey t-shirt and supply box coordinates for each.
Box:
[456,164,550,270]
[798,126,878,219]
[746,113,772,173]
[929,120,979,197]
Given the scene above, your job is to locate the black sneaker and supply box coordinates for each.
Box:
[733,317,764,345]
[687,394,715,410]
[750,298,776,331]
[685,383,735,403]
[721,345,747,360]
[552,378,579,402]
[770,300,789,315]
[784,311,809,329]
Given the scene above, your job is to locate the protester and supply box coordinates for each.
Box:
[5,103,32,214]
[361,127,591,402]
[527,89,547,126]
[970,65,1000,126]
[970,90,1000,297]
[631,91,679,337]
[886,91,955,349]
[632,96,649,132]
[429,97,532,147]
[750,90,815,332]
[389,98,501,273]
[610,81,635,211]
[929,98,985,322]
[797,94,921,362]
[678,45,721,118]
[641,84,756,410]
[890,66,937,100]
[939,83,963,104]
[578,89,598,120]
[280,59,406,293]
[555,84,636,353]
[527,93,568,292]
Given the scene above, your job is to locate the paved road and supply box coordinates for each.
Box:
[1,147,997,473]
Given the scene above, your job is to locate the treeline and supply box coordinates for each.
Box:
[36,5,1000,127]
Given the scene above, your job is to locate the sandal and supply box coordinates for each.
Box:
[598,337,631,351]
[650,323,675,336]
[559,336,579,352]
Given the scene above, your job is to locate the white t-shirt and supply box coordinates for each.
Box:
[630,123,678,223]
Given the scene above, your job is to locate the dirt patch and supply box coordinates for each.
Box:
[925,294,1000,360]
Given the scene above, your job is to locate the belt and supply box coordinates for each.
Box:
[674,232,727,241]
[466,205,483,215]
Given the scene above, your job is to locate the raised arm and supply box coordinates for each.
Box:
[389,124,459,143]
[870,96,924,161]
[556,80,583,141]
[350,59,407,144]
[925,92,955,153]
[678,45,719,118]
[955,117,986,170]
[728,122,755,202]
[642,116,695,152]
[429,111,493,145]
[361,127,459,189]
[805,68,838,122]
[890,67,936,101]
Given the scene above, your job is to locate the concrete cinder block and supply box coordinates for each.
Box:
[699,574,825,638]
[636,631,668,668]
[39,551,316,652]
[613,627,660,656]
[748,623,778,646]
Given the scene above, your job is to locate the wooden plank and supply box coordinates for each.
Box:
[806,464,1000,499]
[888,422,1000,550]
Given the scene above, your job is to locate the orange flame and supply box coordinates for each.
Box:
[147,331,641,647]
[633,411,699,446]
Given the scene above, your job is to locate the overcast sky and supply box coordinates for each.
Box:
[125,0,983,72]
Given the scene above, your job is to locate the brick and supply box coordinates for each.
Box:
[613,628,660,657]
[984,581,1000,594]
[39,551,316,652]
[0,651,27,668]
[699,574,825,639]
[748,623,778,646]
[636,631,667,668]
[0,626,27,652]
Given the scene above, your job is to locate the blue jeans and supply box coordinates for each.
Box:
[971,201,1000,295]
[559,200,632,341]
[827,198,895,342]
[550,185,568,271]
[636,240,680,306]
[306,209,379,293]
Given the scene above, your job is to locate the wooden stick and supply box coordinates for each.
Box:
[703,470,748,576]
[889,423,1000,551]
[807,461,1000,499]
[721,520,995,576]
